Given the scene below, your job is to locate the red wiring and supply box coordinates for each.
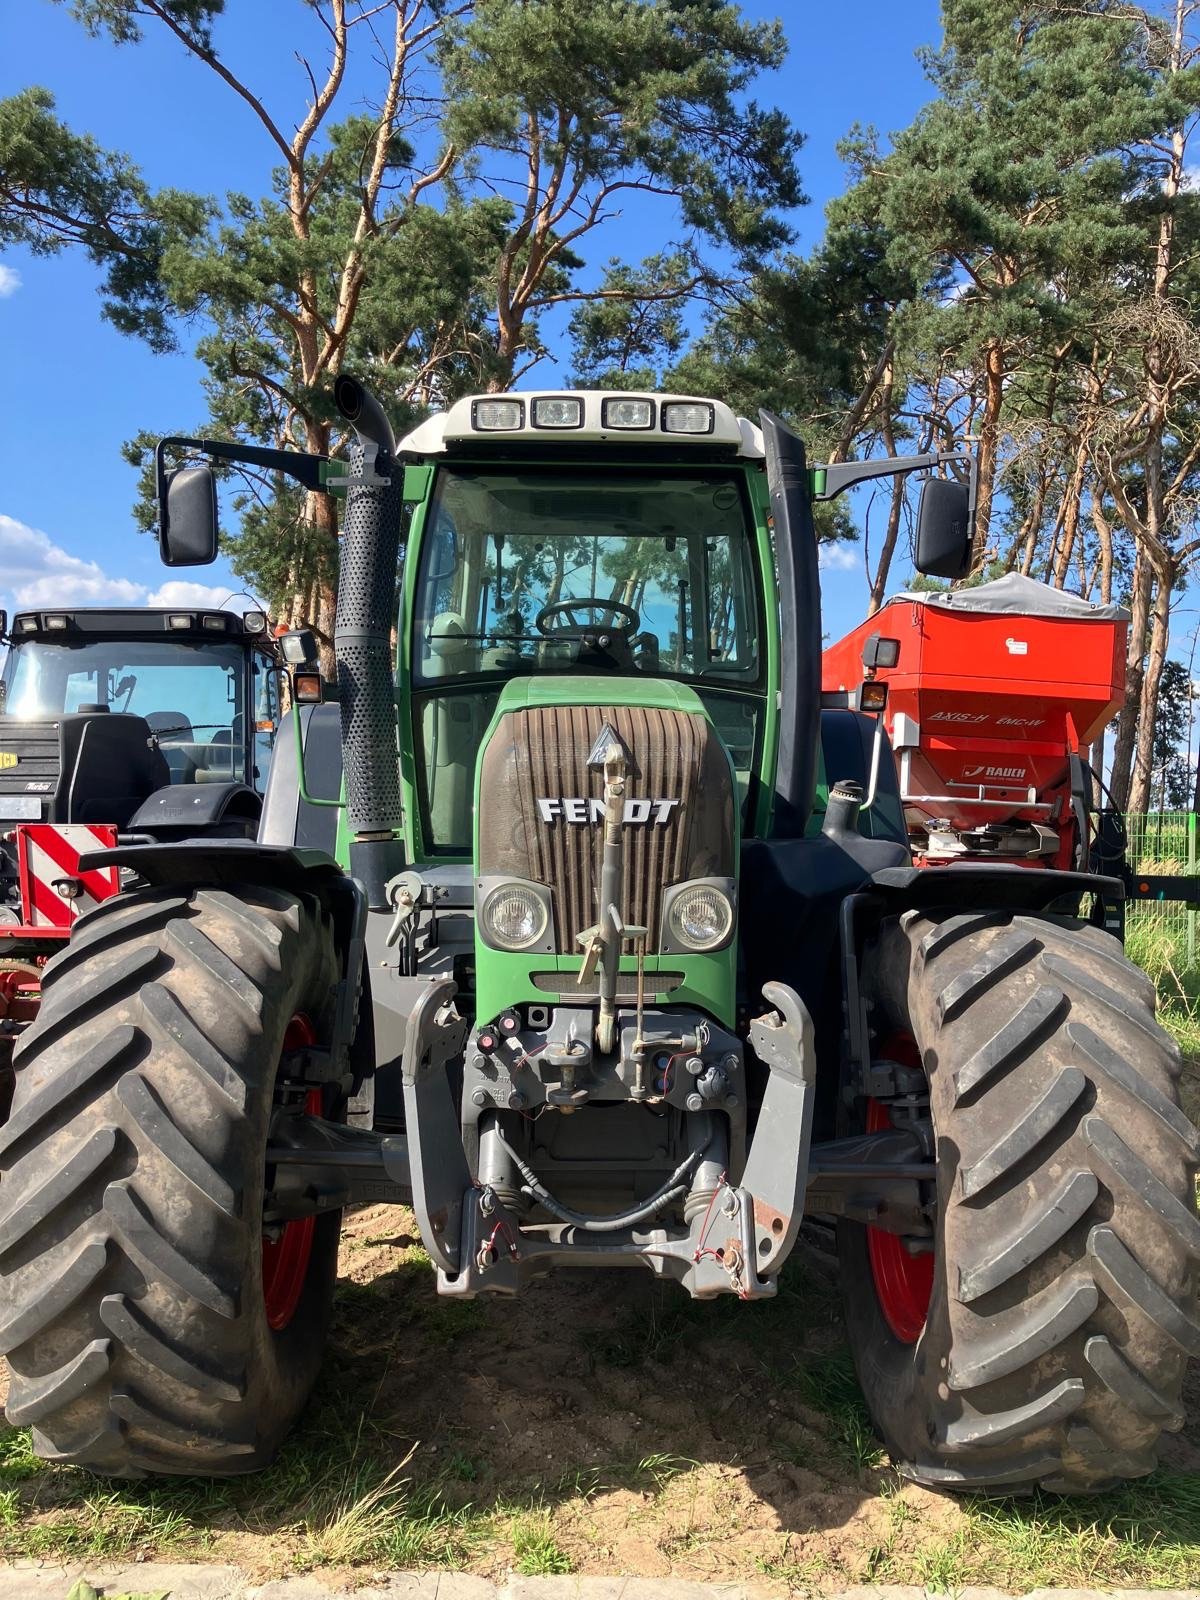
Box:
[658,1050,688,1098]
[487,1218,520,1258]
[692,1171,728,1264]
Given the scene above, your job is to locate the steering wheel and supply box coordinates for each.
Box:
[535,599,640,639]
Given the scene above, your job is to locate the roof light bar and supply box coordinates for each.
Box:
[662,401,715,435]
[531,396,583,430]
[602,397,655,431]
[472,398,524,432]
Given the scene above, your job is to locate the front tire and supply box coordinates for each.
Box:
[0,883,341,1476]
[840,909,1200,1493]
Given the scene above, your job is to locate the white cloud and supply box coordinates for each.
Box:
[0,265,21,299]
[818,541,860,572]
[0,513,256,616]
[146,579,243,609]
[0,513,146,608]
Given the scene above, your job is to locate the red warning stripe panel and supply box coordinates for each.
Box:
[15,825,119,929]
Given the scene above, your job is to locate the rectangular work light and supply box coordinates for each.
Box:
[662,401,715,435]
[43,614,69,631]
[602,397,655,430]
[531,396,583,429]
[167,613,193,630]
[472,398,524,431]
[15,616,38,634]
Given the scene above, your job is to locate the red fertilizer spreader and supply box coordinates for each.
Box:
[821,574,1129,869]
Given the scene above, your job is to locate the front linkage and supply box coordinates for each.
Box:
[397,976,817,1299]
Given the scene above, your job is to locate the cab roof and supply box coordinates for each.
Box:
[399,390,765,459]
[6,607,273,649]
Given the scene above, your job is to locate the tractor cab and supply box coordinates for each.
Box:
[0,605,279,795]
[400,394,772,857]
[0,607,280,1102]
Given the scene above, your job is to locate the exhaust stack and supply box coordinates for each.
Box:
[332,376,405,907]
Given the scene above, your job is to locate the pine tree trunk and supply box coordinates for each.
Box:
[1129,564,1173,815]
[1110,551,1151,809]
[867,368,903,614]
[970,339,1006,570]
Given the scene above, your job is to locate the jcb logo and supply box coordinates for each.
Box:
[0,752,17,771]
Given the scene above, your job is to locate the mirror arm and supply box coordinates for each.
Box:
[812,448,974,501]
[155,436,330,504]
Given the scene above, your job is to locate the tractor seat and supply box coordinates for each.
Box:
[53,711,170,827]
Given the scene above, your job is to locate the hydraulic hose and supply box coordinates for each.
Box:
[492,1130,707,1234]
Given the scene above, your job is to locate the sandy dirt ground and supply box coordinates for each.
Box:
[1,1204,1198,1588]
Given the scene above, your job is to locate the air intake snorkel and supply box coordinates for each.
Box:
[332,375,406,908]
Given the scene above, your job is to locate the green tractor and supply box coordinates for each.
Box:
[1,383,1195,1492]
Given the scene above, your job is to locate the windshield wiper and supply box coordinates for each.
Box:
[150,722,237,740]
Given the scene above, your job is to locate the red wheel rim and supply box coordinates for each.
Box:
[262,1014,320,1332]
[865,1034,933,1344]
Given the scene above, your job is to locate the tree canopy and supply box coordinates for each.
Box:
[6,0,1200,807]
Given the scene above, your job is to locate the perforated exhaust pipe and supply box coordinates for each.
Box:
[332,375,406,907]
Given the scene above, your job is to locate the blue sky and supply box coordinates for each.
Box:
[1,0,941,640]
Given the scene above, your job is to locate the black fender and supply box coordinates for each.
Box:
[77,839,367,1093]
[127,780,261,836]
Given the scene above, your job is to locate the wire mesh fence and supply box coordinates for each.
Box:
[1123,811,1199,1020]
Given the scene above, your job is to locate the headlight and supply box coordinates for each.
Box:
[667,884,734,951]
[482,883,550,950]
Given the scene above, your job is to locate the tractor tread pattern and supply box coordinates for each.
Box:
[100,1293,245,1402]
[955,1168,1097,1304]
[1083,1334,1186,1429]
[935,931,1038,1023]
[958,1066,1086,1198]
[4,1338,112,1426]
[863,909,1200,1493]
[0,884,338,1476]
[952,985,1068,1103]
[0,1126,119,1259]
[116,1072,238,1217]
[0,1028,139,1160]
[941,1377,1086,1449]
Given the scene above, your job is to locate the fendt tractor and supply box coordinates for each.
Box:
[0,606,280,1115]
[1,384,1196,1494]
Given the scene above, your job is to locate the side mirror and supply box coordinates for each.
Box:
[914,476,973,579]
[160,464,218,567]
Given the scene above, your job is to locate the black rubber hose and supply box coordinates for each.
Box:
[493,1130,707,1234]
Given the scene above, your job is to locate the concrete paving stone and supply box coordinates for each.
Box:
[0,1559,246,1598]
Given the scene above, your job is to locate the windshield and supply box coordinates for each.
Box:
[410,465,764,853]
[0,638,258,787]
[413,467,761,686]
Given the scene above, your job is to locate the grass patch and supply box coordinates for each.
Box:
[875,1472,1200,1592]
[786,1349,886,1474]
[510,1510,573,1575]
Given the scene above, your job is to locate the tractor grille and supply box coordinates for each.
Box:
[0,720,59,798]
[478,703,734,954]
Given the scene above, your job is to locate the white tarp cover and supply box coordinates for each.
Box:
[891,571,1129,621]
